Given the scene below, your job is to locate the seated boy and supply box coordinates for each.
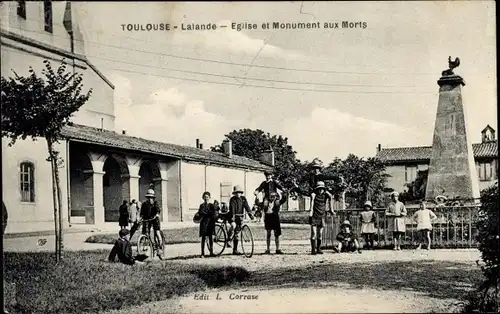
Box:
[335,220,361,254]
[108,229,148,265]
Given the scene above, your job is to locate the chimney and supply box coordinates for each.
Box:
[222,139,233,158]
[260,149,275,167]
[196,138,200,148]
[122,130,126,135]
[199,143,203,149]
[377,144,381,153]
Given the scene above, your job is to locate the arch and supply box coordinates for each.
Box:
[138,160,163,221]
[110,153,130,175]
[103,156,127,222]
[69,149,94,223]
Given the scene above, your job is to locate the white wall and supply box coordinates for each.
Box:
[1,1,115,131]
[2,139,69,233]
[181,161,266,221]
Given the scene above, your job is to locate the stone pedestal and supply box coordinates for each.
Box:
[425,74,480,201]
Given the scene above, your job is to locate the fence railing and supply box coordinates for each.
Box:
[322,204,482,249]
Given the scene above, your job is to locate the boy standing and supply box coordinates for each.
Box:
[264,191,287,254]
[309,181,332,255]
[412,201,437,250]
[229,185,254,255]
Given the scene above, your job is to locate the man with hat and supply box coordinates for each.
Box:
[254,171,285,215]
[385,191,407,251]
[308,181,333,255]
[335,220,361,253]
[135,189,163,254]
[291,158,345,199]
[228,185,254,255]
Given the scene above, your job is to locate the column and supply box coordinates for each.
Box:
[128,164,141,202]
[158,161,169,223]
[160,178,168,222]
[93,171,105,226]
[89,158,105,226]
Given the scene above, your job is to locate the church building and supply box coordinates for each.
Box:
[1,1,272,234]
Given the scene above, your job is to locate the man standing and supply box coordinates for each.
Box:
[309,181,333,255]
[229,185,254,255]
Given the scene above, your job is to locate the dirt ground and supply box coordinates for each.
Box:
[104,249,479,314]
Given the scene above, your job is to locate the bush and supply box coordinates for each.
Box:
[461,183,499,313]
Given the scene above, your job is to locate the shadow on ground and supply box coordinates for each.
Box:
[207,260,481,301]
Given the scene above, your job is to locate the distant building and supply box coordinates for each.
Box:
[1,1,272,234]
[376,125,498,194]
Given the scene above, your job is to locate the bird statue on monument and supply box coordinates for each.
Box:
[442,56,460,76]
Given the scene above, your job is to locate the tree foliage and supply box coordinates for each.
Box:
[399,170,428,203]
[211,129,307,189]
[1,59,92,262]
[212,131,389,207]
[323,154,389,207]
[1,59,91,145]
[462,183,499,313]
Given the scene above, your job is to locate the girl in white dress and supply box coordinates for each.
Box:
[412,201,437,250]
[360,201,376,249]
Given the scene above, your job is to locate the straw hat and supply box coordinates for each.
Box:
[315,181,326,190]
[145,189,155,198]
[233,185,244,194]
[311,158,323,169]
[363,201,373,209]
[341,220,351,228]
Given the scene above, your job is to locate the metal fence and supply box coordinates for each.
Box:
[322,204,482,249]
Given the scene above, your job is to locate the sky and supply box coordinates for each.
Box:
[74,1,496,162]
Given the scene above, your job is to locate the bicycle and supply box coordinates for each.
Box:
[208,216,254,258]
[136,217,166,260]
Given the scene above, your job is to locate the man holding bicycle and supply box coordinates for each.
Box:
[138,189,163,253]
[229,185,254,255]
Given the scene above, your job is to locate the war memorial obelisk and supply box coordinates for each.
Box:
[425,57,480,202]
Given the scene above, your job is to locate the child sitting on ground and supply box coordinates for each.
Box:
[108,229,148,265]
[335,220,362,254]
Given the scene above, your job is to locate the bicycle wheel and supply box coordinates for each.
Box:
[137,234,153,258]
[209,224,227,256]
[240,224,254,258]
[156,230,166,260]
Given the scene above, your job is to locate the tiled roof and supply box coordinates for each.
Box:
[61,124,272,171]
[376,141,498,163]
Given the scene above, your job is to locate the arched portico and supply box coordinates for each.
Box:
[103,155,129,222]
[69,150,94,224]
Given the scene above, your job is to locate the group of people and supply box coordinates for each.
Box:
[108,165,440,265]
[194,171,288,258]
[108,188,163,265]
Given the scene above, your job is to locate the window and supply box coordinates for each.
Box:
[478,162,493,182]
[20,162,35,202]
[17,0,26,19]
[405,165,418,183]
[44,0,52,33]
